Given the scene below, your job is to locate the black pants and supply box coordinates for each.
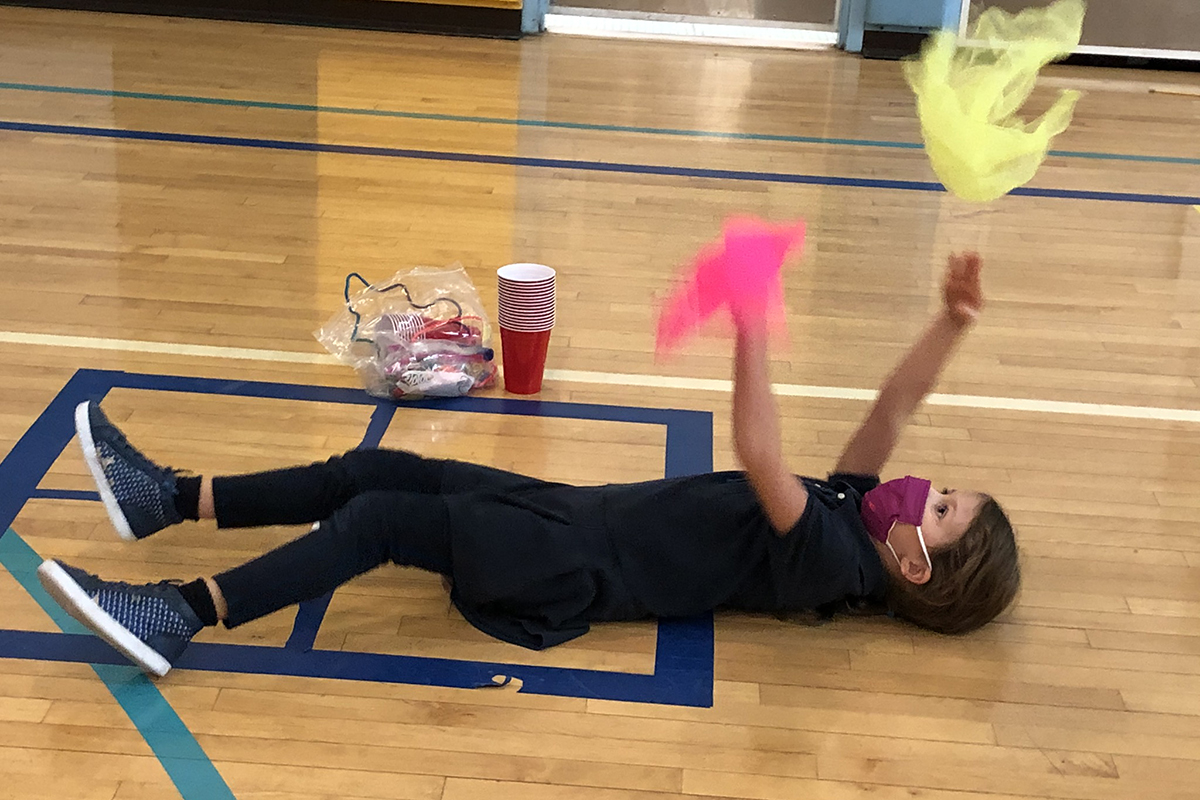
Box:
[210,449,548,627]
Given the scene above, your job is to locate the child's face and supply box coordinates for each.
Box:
[920,486,985,551]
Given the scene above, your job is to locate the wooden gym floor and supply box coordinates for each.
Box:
[1,6,1199,799]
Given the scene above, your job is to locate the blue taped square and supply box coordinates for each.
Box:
[0,369,715,707]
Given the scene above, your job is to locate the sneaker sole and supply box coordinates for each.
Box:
[75,401,138,542]
[37,560,173,677]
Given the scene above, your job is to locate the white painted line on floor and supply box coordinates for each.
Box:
[545,368,736,395]
[0,330,339,365]
[920,392,1200,424]
[2,329,1197,423]
[548,368,1200,423]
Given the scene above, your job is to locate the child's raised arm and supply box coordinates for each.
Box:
[835,252,984,477]
[732,317,809,534]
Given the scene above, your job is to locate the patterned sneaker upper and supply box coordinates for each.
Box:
[82,402,184,540]
[51,561,203,669]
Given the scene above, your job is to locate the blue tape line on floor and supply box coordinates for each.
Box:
[2,120,1197,206]
[0,368,717,708]
[285,400,397,652]
[29,488,101,501]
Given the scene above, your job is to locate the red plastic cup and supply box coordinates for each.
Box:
[500,327,552,394]
[498,313,556,331]
[499,301,556,315]
[496,283,552,292]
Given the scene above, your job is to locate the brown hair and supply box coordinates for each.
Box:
[885,496,1020,634]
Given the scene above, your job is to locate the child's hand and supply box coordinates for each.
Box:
[943,251,983,327]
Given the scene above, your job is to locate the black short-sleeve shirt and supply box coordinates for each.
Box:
[727,472,886,613]
[445,470,887,649]
[601,471,886,616]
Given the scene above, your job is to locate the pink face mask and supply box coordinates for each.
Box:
[862,476,933,571]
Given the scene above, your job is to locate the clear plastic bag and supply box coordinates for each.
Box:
[315,265,498,400]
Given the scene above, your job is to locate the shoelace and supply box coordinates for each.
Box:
[94,412,185,491]
[99,578,182,595]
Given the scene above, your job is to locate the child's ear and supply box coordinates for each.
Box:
[901,556,932,586]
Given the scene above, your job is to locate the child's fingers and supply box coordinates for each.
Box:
[942,253,982,323]
[966,259,982,287]
[948,253,978,287]
[955,253,979,281]
[944,260,965,292]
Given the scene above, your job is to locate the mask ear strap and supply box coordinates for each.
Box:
[885,540,902,569]
[915,526,933,572]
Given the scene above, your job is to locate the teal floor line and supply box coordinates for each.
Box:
[3,80,1198,166]
[0,528,236,800]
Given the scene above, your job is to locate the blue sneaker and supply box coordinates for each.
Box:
[37,559,202,677]
[75,401,183,541]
